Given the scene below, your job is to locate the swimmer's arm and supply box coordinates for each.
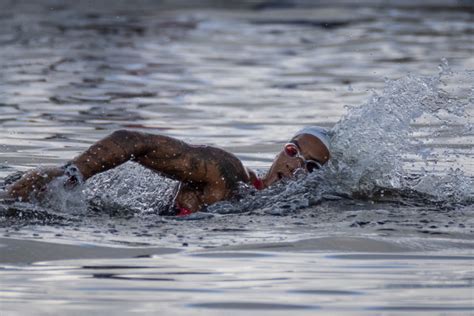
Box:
[7,130,207,200]
[69,130,243,212]
[70,130,206,183]
[5,167,66,201]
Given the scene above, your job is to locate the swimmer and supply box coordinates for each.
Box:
[5,127,330,216]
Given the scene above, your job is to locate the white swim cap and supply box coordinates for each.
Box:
[293,126,331,152]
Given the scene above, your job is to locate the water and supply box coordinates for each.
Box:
[1,243,473,315]
[0,1,473,315]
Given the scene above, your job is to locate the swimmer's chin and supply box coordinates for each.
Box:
[263,171,290,188]
[264,166,311,188]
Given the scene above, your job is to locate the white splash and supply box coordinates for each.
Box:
[213,66,473,214]
[322,65,472,205]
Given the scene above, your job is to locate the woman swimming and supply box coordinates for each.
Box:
[6,126,330,216]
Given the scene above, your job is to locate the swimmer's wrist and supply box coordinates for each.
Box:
[61,162,84,187]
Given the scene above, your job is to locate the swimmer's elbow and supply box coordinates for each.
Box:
[110,129,142,140]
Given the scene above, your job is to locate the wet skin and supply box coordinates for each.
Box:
[6,130,330,213]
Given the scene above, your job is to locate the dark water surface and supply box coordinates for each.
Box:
[0,1,473,315]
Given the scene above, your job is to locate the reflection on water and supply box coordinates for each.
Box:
[0,0,473,314]
[1,248,473,315]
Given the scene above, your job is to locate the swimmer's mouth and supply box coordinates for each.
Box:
[277,172,284,180]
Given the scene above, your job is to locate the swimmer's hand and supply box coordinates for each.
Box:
[6,167,64,202]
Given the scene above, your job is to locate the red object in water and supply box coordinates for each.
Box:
[253,178,264,190]
[177,207,194,217]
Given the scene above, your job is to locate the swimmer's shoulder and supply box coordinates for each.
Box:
[189,145,251,185]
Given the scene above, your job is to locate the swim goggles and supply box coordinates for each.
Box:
[283,143,322,173]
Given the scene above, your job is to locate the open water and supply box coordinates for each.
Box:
[0,1,473,315]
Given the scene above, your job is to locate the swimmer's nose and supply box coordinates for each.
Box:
[286,157,304,173]
[278,162,301,179]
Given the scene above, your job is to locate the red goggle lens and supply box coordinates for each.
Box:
[284,144,299,157]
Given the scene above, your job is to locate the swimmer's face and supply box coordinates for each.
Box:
[263,134,330,187]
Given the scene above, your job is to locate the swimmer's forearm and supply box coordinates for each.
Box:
[69,130,188,180]
[70,130,151,179]
[6,130,189,201]
[6,167,65,200]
